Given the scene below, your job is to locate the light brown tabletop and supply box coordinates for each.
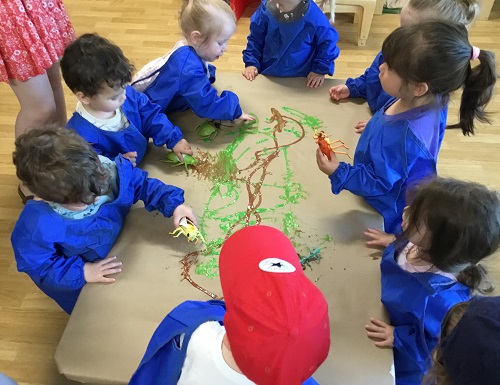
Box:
[55,72,394,385]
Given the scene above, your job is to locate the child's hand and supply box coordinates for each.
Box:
[355,119,369,134]
[307,72,325,88]
[365,228,396,248]
[315,147,340,176]
[365,318,395,348]
[329,84,350,101]
[172,139,193,162]
[242,66,259,81]
[172,204,197,227]
[122,151,138,166]
[238,112,256,121]
[84,256,123,283]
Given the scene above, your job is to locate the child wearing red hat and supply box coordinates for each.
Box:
[130,225,331,385]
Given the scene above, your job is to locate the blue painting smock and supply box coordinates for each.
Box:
[141,46,243,120]
[328,98,446,233]
[380,244,471,384]
[67,86,184,165]
[130,300,321,385]
[242,0,340,77]
[11,156,185,314]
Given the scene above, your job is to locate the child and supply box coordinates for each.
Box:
[423,297,500,385]
[329,0,479,133]
[242,0,340,88]
[362,177,500,385]
[60,33,193,166]
[10,126,196,314]
[316,21,497,234]
[129,225,330,385]
[132,0,254,122]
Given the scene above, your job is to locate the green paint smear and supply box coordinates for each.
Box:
[194,108,331,278]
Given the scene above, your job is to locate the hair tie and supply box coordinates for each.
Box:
[471,46,480,60]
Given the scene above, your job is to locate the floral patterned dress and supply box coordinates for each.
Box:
[0,0,75,83]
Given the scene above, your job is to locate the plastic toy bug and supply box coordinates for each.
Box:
[313,127,352,160]
[195,120,233,142]
[169,217,206,244]
[161,152,197,172]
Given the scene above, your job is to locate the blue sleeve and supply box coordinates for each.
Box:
[133,88,184,150]
[11,217,86,292]
[393,290,470,373]
[329,161,400,200]
[242,4,267,70]
[130,166,185,218]
[346,52,387,112]
[179,59,242,121]
[311,26,340,76]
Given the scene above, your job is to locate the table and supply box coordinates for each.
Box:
[55,72,394,385]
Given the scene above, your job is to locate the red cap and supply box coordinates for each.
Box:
[219,225,330,385]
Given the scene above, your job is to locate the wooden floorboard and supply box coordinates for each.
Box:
[0,1,499,383]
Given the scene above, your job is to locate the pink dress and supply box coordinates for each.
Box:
[0,0,75,83]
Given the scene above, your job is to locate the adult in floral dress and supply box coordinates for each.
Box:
[0,0,76,201]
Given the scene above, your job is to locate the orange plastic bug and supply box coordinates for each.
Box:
[313,128,352,160]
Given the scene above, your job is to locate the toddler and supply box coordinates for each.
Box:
[317,21,497,233]
[132,0,254,122]
[129,225,330,385]
[423,297,500,385]
[363,177,500,385]
[242,0,340,88]
[330,0,479,133]
[61,33,192,166]
[11,126,196,313]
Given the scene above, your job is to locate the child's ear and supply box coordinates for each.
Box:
[75,91,92,105]
[188,30,203,46]
[412,82,429,97]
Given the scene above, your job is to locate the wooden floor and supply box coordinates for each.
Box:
[1,1,499,383]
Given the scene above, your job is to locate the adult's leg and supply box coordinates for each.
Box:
[46,61,68,126]
[10,72,57,138]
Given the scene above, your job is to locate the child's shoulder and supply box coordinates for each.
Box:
[13,201,62,237]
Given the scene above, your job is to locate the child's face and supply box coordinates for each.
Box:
[402,206,430,249]
[378,62,404,98]
[194,20,235,62]
[84,85,127,114]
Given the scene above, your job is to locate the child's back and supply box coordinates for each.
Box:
[366,177,500,385]
[133,0,254,121]
[11,127,193,313]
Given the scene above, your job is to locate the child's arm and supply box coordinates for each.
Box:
[345,52,390,113]
[133,88,193,158]
[242,5,268,77]
[309,26,340,79]
[179,60,244,121]
[316,148,399,199]
[128,159,194,223]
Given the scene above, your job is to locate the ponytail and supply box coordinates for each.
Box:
[457,263,495,293]
[452,48,498,135]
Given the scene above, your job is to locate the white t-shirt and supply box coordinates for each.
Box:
[397,242,457,281]
[76,102,129,132]
[177,321,256,385]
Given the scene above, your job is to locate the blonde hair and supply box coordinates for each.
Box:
[179,0,236,43]
[422,301,470,385]
[408,0,479,27]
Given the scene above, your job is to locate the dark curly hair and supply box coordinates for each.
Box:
[60,33,134,97]
[13,126,111,204]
